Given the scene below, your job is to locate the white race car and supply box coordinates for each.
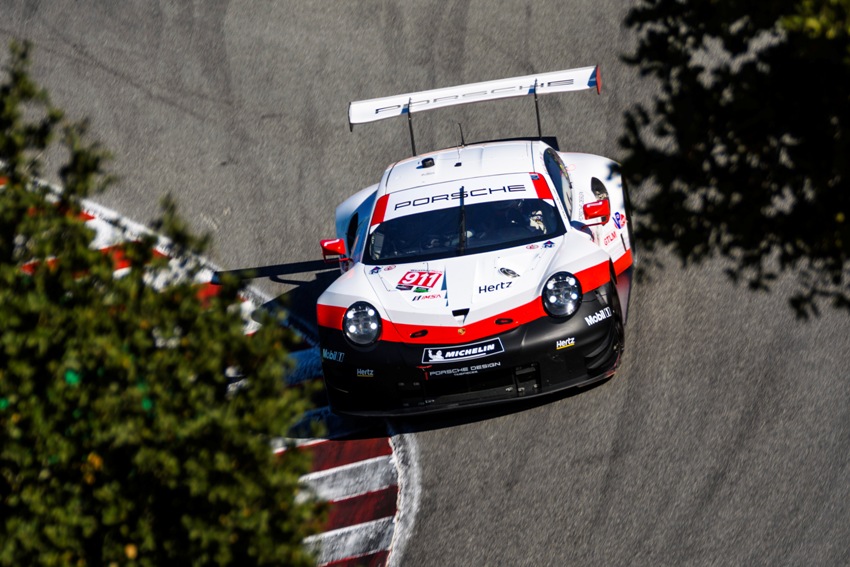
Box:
[317,66,634,416]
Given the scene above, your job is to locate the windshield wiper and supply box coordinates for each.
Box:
[458,185,467,254]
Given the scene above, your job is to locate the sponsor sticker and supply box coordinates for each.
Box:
[397,270,442,291]
[322,348,345,362]
[526,244,539,250]
[478,281,512,293]
[356,368,374,378]
[370,266,381,274]
[422,338,505,364]
[556,337,576,350]
[543,240,554,248]
[412,292,445,302]
[577,191,586,220]
[613,212,626,230]
[584,306,612,326]
[603,231,617,246]
[429,362,502,377]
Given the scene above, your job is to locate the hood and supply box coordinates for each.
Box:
[363,238,562,328]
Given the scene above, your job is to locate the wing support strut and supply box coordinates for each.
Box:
[533,79,542,139]
[407,97,417,155]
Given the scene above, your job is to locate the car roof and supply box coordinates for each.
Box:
[382,140,540,195]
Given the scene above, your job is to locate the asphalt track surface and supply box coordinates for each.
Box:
[4,2,850,565]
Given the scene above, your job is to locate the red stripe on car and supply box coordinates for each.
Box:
[530,172,553,200]
[575,260,609,294]
[317,304,347,329]
[370,194,389,226]
[383,299,546,343]
[317,261,610,344]
[613,248,633,276]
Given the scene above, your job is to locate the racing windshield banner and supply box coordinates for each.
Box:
[422,338,505,364]
[381,173,534,224]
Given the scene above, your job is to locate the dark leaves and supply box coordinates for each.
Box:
[621,0,850,315]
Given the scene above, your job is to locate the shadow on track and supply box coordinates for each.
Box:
[214,259,389,441]
[387,377,612,435]
[213,260,337,342]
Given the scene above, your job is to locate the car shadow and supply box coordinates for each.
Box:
[214,260,391,440]
[214,259,338,342]
[386,378,613,434]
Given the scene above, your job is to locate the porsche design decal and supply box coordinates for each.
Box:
[429,362,501,377]
[422,338,505,364]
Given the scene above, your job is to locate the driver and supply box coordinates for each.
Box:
[525,205,546,232]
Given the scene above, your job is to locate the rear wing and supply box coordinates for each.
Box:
[349,65,599,128]
[348,65,599,154]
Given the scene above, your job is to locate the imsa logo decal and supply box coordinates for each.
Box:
[422,338,505,364]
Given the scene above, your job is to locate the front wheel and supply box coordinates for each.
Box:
[584,280,625,378]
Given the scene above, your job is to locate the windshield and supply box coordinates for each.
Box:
[366,198,565,264]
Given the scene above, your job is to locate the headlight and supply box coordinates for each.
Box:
[342,301,382,345]
[542,272,582,318]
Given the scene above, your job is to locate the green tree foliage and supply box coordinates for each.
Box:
[620,0,850,315]
[0,42,322,566]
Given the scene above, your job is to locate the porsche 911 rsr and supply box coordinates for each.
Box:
[317,66,633,416]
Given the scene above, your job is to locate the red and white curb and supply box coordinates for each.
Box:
[23,182,421,567]
[294,438,397,566]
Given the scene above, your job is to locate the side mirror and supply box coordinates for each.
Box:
[582,199,610,226]
[320,238,346,262]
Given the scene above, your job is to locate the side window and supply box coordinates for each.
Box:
[350,192,376,262]
[346,213,359,255]
[544,148,573,219]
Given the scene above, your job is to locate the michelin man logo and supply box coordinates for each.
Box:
[426,349,444,361]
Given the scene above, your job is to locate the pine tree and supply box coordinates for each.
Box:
[0,41,323,566]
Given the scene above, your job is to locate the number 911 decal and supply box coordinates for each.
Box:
[397,270,443,292]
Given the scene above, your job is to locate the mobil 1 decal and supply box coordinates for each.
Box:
[396,269,443,292]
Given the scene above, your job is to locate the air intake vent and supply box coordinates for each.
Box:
[452,308,469,325]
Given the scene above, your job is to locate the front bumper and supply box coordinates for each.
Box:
[319,288,622,416]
